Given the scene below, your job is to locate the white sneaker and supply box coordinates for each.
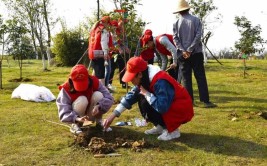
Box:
[108,84,116,92]
[144,125,164,135]
[70,124,82,135]
[157,129,180,141]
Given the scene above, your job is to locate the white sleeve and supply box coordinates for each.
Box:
[101,29,110,55]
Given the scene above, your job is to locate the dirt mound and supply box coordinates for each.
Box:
[73,126,156,154]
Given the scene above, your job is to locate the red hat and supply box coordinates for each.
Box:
[122,57,148,82]
[142,34,153,47]
[101,16,111,24]
[70,64,89,92]
[110,20,118,27]
[144,29,152,36]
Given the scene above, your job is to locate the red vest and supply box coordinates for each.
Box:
[88,23,113,60]
[139,39,155,61]
[59,75,99,103]
[150,71,194,132]
[155,34,174,56]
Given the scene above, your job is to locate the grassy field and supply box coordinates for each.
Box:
[0,59,266,166]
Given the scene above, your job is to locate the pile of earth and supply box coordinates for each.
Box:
[73,126,158,154]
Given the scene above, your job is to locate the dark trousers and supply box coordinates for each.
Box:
[109,54,126,85]
[179,52,210,103]
[168,59,182,83]
[91,58,105,79]
[138,95,165,127]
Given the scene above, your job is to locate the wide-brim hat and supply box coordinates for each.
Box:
[173,0,190,14]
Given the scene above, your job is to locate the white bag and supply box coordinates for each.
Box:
[11,83,56,102]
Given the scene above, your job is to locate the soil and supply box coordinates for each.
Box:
[73,126,157,154]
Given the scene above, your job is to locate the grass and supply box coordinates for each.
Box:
[0,59,266,166]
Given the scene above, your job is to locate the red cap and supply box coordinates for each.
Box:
[110,20,118,27]
[101,16,111,24]
[142,34,153,47]
[70,64,89,92]
[144,29,152,36]
[122,57,148,82]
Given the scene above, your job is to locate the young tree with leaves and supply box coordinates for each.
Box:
[2,0,55,71]
[6,18,33,80]
[234,16,266,55]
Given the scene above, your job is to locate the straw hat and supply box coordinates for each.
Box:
[173,0,190,14]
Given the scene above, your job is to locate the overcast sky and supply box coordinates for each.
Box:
[1,0,267,52]
[54,0,267,52]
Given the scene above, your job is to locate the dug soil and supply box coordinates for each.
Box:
[73,126,158,154]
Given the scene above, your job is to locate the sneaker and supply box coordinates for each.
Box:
[121,83,126,89]
[203,102,217,108]
[144,125,164,135]
[157,129,180,141]
[108,84,116,92]
[70,124,82,135]
[122,83,131,89]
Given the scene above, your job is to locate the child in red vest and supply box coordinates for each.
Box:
[56,64,114,135]
[103,57,194,141]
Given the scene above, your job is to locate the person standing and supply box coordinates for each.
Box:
[172,0,217,108]
[88,16,113,88]
[108,19,130,90]
[103,57,194,141]
[56,64,114,135]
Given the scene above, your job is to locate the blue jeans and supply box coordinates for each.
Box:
[104,59,111,86]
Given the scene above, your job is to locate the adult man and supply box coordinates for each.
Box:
[172,0,217,107]
[103,57,194,141]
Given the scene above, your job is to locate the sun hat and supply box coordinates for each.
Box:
[70,64,89,92]
[122,57,148,82]
[173,0,190,14]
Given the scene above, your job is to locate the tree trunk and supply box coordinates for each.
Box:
[0,60,2,89]
[46,46,52,67]
[43,0,52,66]
[19,54,23,80]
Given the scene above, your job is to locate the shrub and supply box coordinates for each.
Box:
[52,29,88,66]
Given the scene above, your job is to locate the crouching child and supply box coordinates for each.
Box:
[103,57,194,141]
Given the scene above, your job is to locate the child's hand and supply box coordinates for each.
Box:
[102,113,116,130]
[92,105,101,116]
